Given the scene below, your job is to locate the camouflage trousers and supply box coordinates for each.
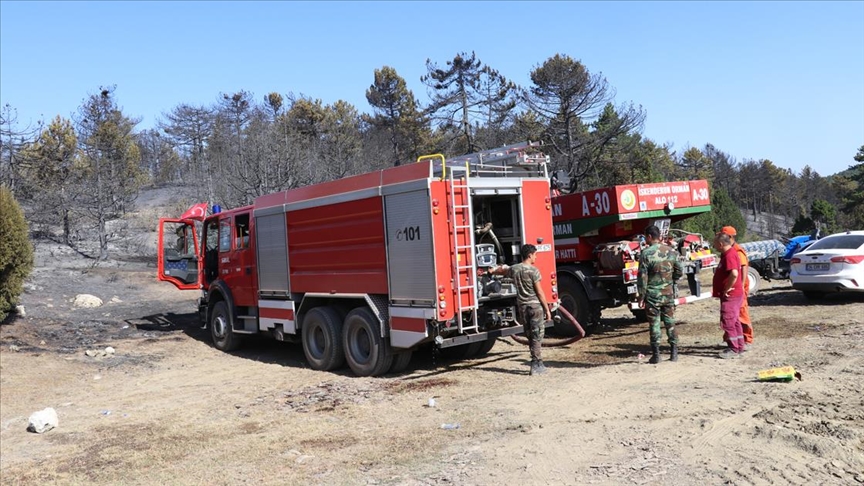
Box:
[518,302,545,361]
[646,302,678,346]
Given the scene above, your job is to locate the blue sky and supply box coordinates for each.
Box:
[1,1,862,175]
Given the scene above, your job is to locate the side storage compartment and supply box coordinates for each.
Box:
[384,189,436,305]
[255,212,290,296]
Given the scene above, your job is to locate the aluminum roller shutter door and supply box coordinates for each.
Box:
[385,190,435,303]
[255,213,290,293]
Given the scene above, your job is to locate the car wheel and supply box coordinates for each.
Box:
[211,301,242,351]
[301,306,345,371]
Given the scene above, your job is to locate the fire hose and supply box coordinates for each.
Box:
[510,305,586,347]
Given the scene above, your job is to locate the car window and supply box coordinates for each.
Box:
[806,235,864,251]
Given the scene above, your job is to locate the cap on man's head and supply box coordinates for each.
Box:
[720,226,737,236]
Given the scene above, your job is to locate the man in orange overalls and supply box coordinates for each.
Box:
[721,226,753,349]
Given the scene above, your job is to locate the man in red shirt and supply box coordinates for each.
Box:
[713,231,745,358]
[721,226,753,348]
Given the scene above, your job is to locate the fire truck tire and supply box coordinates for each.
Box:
[301,307,346,371]
[556,275,590,336]
[746,266,761,295]
[343,307,393,377]
[473,337,497,357]
[210,301,243,351]
[388,351,413,374]
[444,342,481,360]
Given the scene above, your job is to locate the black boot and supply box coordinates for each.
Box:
[536,359,547,374]
[530,359,547,375]
[670,344,678,362]
[649,344,661,364]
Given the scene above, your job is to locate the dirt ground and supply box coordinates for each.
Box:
[2,219,864,485]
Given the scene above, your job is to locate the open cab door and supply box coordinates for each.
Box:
[158,218,201,290]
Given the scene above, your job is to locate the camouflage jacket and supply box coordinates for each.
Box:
[637,243,684,305]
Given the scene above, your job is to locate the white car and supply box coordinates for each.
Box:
[790,230,864,299]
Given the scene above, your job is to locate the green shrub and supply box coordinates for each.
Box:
[0,187,34,321]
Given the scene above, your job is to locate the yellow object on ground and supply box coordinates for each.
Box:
[757,366,801,382]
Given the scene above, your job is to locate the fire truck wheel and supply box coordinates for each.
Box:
[388,351,413,374]
[747,267,761,295]
[556,275,590,336]
[473,338,497,357]
[211,301,243,351]
[443,342,480,360]
[301,307,346,371]
[343,307,393,377]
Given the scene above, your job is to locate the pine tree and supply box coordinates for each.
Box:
[523,54,644,190]
[0,186,34,321]
[422,52,516,153]
[19,116,81,244]
[365,66,428,166]
[75,86,144,261]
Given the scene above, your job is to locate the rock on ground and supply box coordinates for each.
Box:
[73,294,103,308]
[27,408,58,434]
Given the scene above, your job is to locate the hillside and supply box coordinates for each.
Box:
[742,209,791,242]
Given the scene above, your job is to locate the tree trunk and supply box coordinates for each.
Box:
[63,209,70,246]
[98,214,108,261]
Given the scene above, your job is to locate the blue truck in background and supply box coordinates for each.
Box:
[739,230,821,294]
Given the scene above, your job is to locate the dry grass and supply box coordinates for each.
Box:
[384,377,458,393]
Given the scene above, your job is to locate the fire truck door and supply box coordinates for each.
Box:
[520,180,557,302]
[157,218,200,290]
[218,213,256,307]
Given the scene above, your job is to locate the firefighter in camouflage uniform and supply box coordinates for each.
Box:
[637,225,685,364]
[487,244,553,375]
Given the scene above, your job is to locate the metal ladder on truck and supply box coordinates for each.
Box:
[445,141,549,178]
[448,164,478,333]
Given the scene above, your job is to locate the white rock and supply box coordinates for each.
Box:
[73,294,103,308]
[27,408,58,434]
[110,296,122,304]
[104,347,115,355]
[295,454,314,464]
[15,305,25,317]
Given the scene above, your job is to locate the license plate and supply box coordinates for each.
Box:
[806,263,829,271]
[627,284,638,294]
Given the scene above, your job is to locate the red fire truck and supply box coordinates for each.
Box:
[551,180,718,333]
[157,142,561,376]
